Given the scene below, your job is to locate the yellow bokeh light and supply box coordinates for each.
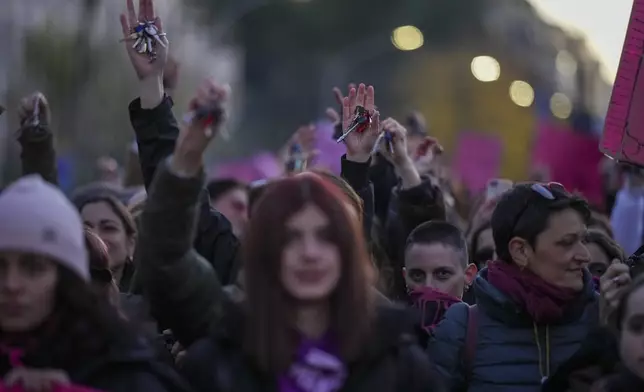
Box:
[550,93,572,119]
[509,80,534,107]
[471,56,501,82]
[391,26,424,51]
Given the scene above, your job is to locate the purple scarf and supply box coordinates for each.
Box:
[279,335,346,392]
[408,287,462,333]
[487,261,579,324]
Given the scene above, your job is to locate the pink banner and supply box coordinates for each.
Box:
[453,132,502,193]
[210,152,283,183]
[533,122,603,206]
[209,121,346,182]
[311,121,345,175]
[601,0,644,165]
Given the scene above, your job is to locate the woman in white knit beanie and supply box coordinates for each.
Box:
[0,175,189,392]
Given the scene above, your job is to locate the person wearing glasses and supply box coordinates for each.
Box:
[428,183,598,392]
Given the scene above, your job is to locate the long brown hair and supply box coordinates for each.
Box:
[243,174,375,374]
[307,168,364,219]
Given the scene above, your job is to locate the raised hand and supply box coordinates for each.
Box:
[120,0,168,80]
[376,117,421,188]
[326,84,355,139]
[341,83,380,162]
[599,259,631,325]
[414,136,444,176]
[97,156,121,184]
[377,118,411,167]
[171,78,230,176]
[18,92,50,128]
[280,125,319,173]
[326,85,356,124]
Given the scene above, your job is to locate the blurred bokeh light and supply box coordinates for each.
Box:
[470,56,501,82]
[509,80,534,107]
[550,92,573,119]
[391,25,424,51]
[555,50,578,76]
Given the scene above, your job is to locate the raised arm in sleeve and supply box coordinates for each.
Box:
[385,177,445,298]
[340,154,374,239]
[128,96,179,190]
[129,96,241,285]
[18,124,58,186]
[138,158,225,346]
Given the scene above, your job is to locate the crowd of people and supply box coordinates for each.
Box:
[1,0,643,391]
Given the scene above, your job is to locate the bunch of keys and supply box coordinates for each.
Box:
[16,96,42,139]
[372,130,394,155]
[28,96,40,127]
[121,20,166,61]
[287,143,307,172]
[183,104,224,125]
[415,138,444,160]
[183,103,225,138]
[336,105,372,143]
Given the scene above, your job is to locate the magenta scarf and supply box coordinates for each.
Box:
[487,261,580,324]
[0,344,102,392]
[408,287,462,333]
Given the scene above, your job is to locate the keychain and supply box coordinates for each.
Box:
[29,96,40,128]
[182,103,225,138]
[121,20,166,61]
[336,106,372,143]
[15,96,44,140]
[415,138,443,160]
[183,104,224,127]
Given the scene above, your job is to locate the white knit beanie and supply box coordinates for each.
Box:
[0,175,89,281]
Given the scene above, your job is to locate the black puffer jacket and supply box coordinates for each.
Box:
[0,336,191,392]
[181,301,443,392]
[137,160,445,392]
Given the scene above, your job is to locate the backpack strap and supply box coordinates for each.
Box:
[463,304,479,383]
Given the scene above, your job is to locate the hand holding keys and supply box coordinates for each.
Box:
[336,105,372,143]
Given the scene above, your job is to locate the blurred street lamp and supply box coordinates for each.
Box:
[471,55,500,82]
[509,80,534,107]
[550,92,572,119]
[391,25,424,51]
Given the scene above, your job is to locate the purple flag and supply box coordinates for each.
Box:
[312,121,345,175]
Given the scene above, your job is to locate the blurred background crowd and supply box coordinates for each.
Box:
[0,0,628,200]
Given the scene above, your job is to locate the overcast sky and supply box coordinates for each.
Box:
[527,0,632,82]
